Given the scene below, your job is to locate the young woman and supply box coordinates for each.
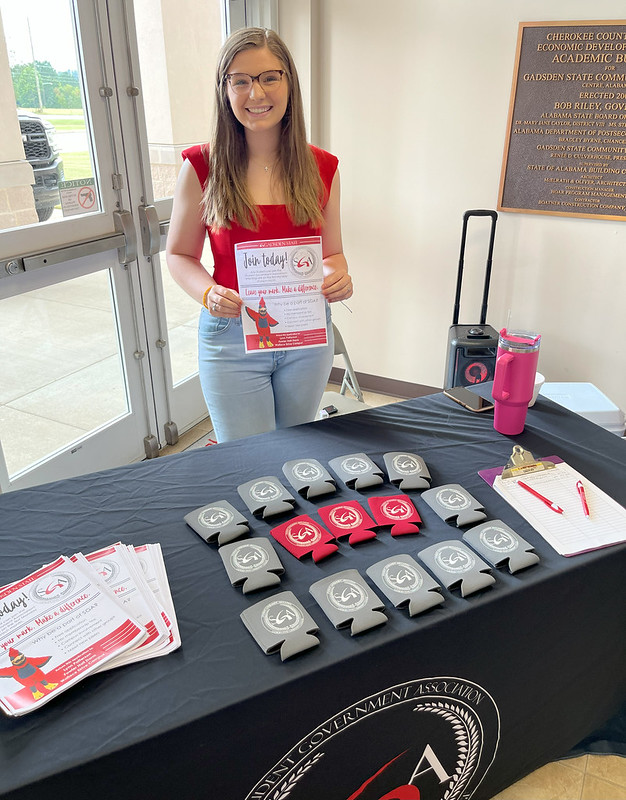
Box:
[166,27,352,442]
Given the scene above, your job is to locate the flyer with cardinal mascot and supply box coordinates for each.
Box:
[235,236,328,353]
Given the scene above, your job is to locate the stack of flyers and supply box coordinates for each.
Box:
[0,543,180,716]
[75,543,180,669]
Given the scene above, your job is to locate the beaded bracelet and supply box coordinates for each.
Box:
[202,285,213,310]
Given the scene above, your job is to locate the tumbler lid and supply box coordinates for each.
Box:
[498,328,541,353]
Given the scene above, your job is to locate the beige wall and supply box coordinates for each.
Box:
[280,0,626,412]
[135,0,222,199]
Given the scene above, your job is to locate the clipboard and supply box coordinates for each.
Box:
[479,446,626,557]
[478,444,563,484]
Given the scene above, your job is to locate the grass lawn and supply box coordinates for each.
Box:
[22,107,85,132]
[62,151,93,181]
[49,117,86,132]
[24,107,83,116]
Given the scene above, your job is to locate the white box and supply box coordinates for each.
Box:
[539,382,625,436]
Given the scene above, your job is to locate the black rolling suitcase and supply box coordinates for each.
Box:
[443,209,499,389]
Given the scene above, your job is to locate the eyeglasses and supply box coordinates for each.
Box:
[225,70,286,95]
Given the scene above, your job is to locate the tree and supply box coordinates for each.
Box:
[11,62,39,108]
[11,61,82,109]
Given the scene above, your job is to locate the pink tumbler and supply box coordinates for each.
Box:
[492,328,541,435]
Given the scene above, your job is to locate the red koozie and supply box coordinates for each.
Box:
[270,515,338,562]
[368,495,421,536]
[318,501,377,545]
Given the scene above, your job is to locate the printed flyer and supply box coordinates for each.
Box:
[235,236,328,353]
[0,544,180,716]
[0,556,146,715]
[76,543,172,668]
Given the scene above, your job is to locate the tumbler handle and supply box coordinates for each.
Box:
[494,352,514,400]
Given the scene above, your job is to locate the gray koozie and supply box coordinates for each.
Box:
[282,458,337,500]
[237,476,296,519]
[421,483,487,527]
[383,452,432,490]
[463,519,540,573]
[418,540,496,597]
[366,555,444,616]
[184,499,249,545]
[309,569,387,635]
[240,591,320,661]
[219,537,285,594]
[328,453,384,491]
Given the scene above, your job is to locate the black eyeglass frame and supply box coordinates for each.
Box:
[224,70,286,92]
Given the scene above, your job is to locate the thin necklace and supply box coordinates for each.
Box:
[251,157,278,173]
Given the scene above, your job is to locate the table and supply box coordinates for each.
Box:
[0,392,624,800]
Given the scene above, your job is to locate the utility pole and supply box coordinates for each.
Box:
[27,16,43,111]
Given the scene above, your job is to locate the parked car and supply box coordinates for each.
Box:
[18,112,64,222]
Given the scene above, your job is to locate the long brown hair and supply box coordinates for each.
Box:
[202,27,324,231]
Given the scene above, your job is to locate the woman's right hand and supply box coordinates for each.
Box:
[207,285,243,318]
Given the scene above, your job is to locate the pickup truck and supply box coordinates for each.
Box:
[18,112,65,222]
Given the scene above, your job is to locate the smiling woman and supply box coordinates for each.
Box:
[166,26,353,444]
[225,50,290,141]
[206,27,321,229]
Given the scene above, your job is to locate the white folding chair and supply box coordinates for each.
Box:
[317,324,370,419]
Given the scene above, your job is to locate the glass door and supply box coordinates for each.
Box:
[0,0,224,491]
[129,0,224,438]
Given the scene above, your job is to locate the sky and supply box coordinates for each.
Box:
[0,0,78,72]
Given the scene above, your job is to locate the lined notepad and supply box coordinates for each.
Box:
[491,462,626,557]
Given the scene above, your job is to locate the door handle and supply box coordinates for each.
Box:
[113,210,137,265]
[138,204,161,257]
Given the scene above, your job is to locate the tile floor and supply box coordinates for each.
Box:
[159,387,626,800]
[0,267,200,479]
[490,755,626,800]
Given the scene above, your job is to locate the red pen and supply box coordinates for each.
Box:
[576,480,590,517]
[517,480,564,514]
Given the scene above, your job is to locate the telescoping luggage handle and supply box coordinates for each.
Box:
[452,209,498,327]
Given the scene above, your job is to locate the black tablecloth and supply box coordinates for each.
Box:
[0,393,625,800]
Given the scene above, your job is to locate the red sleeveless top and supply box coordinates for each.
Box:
[181,144,338,291]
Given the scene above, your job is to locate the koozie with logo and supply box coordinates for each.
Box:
[184,499,250,546]
[282,458,337,500]
[318,500,377,545]
[383,451,432,490]
[368,494,422,536]
[420,483,487,527]
[240,591,320,661]
[418,540,496,597]
[328,453,384,491]
[237,476,296,519]
[309,569,387,635]
[463,519,540,573]
[366,554,445,616]
[219,537,285,594]
[270,515,338,562]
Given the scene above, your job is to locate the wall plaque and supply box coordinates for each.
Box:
[498,20,626,220]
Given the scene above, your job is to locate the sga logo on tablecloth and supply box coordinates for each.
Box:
[246,677,500,800]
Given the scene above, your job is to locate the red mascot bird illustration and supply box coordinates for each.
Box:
[0,647,59,700]
[246,296,279,348]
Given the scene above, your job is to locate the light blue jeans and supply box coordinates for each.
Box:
[198,306,334,442]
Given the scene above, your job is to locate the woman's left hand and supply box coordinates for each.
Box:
[322,258,353,303]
